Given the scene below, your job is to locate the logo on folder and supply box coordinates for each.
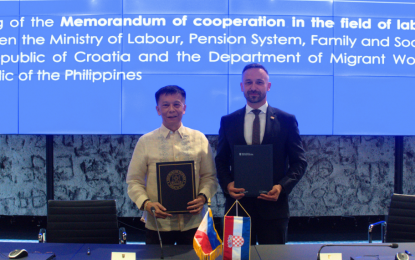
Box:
[239,153,254,156]
[166,170,186,190]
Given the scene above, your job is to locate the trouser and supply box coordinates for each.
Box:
[145,228,197,245]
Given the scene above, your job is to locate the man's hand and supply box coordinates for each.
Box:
[187,195,206,215]
[227,181,245,200]
[146,201,172,219]
[258,184,282,201]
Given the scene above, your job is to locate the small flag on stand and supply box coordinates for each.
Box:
[223,200,251,260]
[194,208,223,260]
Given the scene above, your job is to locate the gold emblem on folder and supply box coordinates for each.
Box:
[166,170,186,190]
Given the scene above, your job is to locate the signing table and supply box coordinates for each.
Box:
[1,242,413,260]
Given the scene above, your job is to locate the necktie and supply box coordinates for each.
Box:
[252,109,261,145]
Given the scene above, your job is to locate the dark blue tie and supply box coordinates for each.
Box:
[252,109,261,145]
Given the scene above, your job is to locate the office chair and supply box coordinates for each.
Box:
[39,200,127,244]
[368,193,415,243]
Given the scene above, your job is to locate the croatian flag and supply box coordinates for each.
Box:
[223,216,251,260]
[193,208,222,260]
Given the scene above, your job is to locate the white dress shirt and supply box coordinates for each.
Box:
[126,124,218,231]
[244,102,268,145]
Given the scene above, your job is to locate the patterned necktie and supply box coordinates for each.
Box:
[252,109,261,145]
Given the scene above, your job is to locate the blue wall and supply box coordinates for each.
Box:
[1,0,415,135]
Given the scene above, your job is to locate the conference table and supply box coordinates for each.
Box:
[1,241,413,259]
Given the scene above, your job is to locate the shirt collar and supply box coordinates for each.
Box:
[245,102,268,115]
[160,123,185,139]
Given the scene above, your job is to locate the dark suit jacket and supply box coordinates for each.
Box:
[215,105,307,219]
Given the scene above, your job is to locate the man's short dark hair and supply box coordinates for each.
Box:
[242,63,269,75]
[155,85,186,104]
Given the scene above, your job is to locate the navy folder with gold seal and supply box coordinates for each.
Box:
[156,160,196,214]
[234,144,273,197]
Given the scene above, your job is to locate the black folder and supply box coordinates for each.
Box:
[234,145,273,197]
[156,161,196,214]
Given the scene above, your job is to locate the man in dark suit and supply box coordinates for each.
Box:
[215,63,307,245]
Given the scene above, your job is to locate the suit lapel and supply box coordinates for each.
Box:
[262,106,278,144]
[235,107,247,145]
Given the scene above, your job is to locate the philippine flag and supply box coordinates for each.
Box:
[193,208,223,260]
[223,216,251,260]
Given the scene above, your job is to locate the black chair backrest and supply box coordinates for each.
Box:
[386,193,415,242]
[47,200,119,244]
